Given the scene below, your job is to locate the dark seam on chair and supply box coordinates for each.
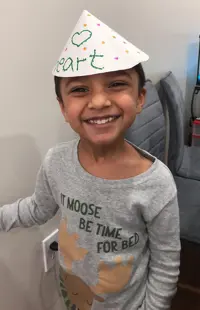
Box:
[149,140,165,156]
[148,136,165,153]
[143,99,161,110]
[129,112,164,133]
[138,126,165,147]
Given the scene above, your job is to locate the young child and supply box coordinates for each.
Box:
[0,10,180,310]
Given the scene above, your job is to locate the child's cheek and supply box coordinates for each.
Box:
[66,108,84,131]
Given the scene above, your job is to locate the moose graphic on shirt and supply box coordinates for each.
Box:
[59,218,134,310]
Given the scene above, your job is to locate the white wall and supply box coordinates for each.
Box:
[0,0,199,309]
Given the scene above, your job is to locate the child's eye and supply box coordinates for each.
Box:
[70,87,89,93]
[109,81,128,88]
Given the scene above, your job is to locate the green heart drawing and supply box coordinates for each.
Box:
[71,30,92,47]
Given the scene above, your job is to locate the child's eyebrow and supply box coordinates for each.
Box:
[64,77,84,87]
[105,70,132,79]
[63,70,132,88]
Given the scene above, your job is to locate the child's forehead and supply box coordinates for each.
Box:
[63,69,136,85]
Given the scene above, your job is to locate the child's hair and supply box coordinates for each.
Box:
[54,63,146,102]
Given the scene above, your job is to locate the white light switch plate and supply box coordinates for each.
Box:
[42,229,59,272]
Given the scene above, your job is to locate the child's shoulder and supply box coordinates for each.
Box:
[135,145,177,196]
[154,159,176,188]
[145,156,177,209]
[134,145,176,190]
[43,139,78,164]
[145,158,178,220]
[48,139,77,153]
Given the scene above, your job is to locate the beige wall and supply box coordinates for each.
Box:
[0,0,200,309]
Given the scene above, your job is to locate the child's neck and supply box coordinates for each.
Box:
[78,138,128,164]
[77,137,151,180]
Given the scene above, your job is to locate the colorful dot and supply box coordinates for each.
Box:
[65,48,68,51]
[87,14,91,16]
[114,57,119,60]
[83,24,87,27]
[102,41,105,44]
[125,50,129,53]
[123,41,127,44]
[97,23,101,26]
[112,36,116,39]
[83,47,87,51]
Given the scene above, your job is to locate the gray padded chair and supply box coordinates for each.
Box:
[158,71,200,179]
[158,72,200,243]
[125,79,167,163]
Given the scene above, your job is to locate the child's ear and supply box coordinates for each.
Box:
[57,97,69,123]
[136,88,146,114]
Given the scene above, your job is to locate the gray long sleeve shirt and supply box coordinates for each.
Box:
[0,139,180,310]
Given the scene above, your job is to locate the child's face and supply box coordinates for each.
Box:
[58,69,146,146]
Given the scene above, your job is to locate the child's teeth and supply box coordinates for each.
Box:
[88,116,116,124]
[97,119,108,124]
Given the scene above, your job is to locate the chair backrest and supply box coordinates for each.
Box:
[158,72,185,173]
[125,80,167,163]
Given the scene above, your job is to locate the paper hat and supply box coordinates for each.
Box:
[52,10,149,77]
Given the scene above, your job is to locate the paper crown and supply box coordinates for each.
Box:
[52,10,149,77]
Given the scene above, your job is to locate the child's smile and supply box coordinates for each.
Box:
[82,114,122,139]
[83,114,120,125]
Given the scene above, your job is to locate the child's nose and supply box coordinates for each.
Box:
[88,93,111,109]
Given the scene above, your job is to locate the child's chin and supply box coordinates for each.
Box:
[85,133,122,146]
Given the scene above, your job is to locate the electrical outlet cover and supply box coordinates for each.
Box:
[42,229,59,272]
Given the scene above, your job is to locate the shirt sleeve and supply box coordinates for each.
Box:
[0,161,59,232]
[142,194,181,310]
